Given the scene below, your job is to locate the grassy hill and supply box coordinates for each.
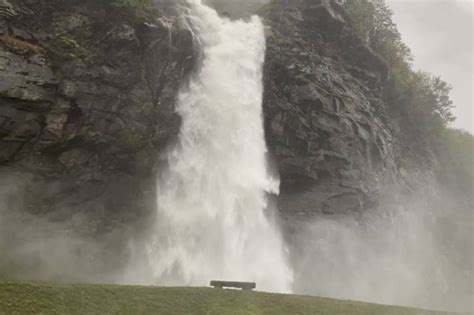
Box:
[0,281,453,315]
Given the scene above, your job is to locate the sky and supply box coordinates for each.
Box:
[385,0,474,133]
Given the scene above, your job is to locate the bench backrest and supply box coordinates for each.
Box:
[210,280,256,290]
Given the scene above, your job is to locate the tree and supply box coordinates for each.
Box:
[344,0,455,143]
[344,0,412,72]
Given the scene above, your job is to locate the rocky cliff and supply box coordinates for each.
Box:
[0,0,471,311]
[1,0,198,280]
[0,0,402,237]
[262,0,396,220]
[0,0,435,277]
[1,0,194,230]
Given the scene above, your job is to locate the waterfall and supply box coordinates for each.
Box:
[146,0,293,292]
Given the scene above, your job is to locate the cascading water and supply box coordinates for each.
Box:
[146,0,293,292]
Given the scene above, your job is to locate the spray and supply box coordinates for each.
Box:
[144,0,293,292]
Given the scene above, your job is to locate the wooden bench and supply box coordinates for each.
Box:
[210,280,256,291]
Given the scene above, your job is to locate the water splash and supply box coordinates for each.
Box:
[146,0,293,292]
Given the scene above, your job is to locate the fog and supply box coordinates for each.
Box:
[2,168,471,311]
[288,177,473,312]
[0,170,129,283]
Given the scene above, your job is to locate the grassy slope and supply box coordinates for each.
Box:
[0,281,453,315]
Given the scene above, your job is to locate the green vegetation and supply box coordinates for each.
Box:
[344,0,412,75]
[344,0,455,144]
[0,281,452,315]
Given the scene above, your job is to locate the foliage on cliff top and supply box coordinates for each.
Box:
[0,281,451,315]
[344,0,455,144]
[344,0,412,75]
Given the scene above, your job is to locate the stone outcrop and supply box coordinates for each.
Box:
[262,0,397,223]
[0,0,195,234]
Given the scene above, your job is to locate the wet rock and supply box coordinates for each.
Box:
[0,50,56,107]
[54,13,89,32]
[0,0,195,232]
[58,148,99,170]
[0,0,16,19]
[262,0,398,219]
[59,81,78,99]
[6,112,41,140]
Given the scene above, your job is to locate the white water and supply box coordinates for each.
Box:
[146,0,292,292]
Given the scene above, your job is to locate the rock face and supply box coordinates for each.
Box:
[1,0,195,233]
[262,0,396,221]
[1,1,471,308]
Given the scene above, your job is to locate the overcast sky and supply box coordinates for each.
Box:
[385,0,473,133]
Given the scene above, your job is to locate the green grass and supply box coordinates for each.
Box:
[0,281,453,315]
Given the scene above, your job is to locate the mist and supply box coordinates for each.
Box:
[3,167,471,311]
[288,172,473,312]
[0,170,131,284]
